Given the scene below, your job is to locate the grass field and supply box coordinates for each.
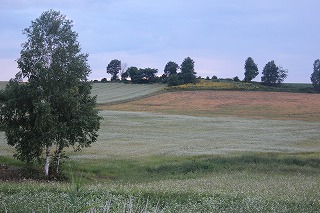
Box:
[0,81,166,104]
[90,82,165,104]
[0,81,7,90]
[1,83,320,212]
[100,90,320,121]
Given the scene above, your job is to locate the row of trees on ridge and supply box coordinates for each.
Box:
[106,57,197,85]
[106,57,320,91]
[244,57,288,86]
[106,56,289,87]
[244,57,320,91]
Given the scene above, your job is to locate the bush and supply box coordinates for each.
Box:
[168,74,183,86]
[233,76,240,82]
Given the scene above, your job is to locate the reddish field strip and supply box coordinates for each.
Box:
[99,91,320,121]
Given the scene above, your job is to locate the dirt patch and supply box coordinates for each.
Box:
[99,91,320,121]
[0,164,23,181]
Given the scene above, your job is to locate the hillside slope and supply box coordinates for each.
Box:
[0,82,166,104]
[100,90,320,121]
[91,83,166,104]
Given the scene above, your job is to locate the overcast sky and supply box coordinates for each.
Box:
[0,0,319,82]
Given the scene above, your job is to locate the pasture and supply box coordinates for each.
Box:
[0,81,7,90]
[1,83,320,212]
[91,82,165,104]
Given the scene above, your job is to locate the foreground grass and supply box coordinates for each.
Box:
[60,152,320,182]
[1,181,319,212]
[1,153,320,212]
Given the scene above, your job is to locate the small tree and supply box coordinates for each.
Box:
[277,66,288,84]
[164,61,179,78]
[0,10,101,177]
[120,62,128,81]
[125,66,139,82]
[261,60,287,86]
[311,59,320,91]
[212,75,218,80]
[139,68,158,83]
[233,76,240,82]
[180,57,197,84]
[107,59,121,81]
[244,57,259,82]
[126,67,158,84]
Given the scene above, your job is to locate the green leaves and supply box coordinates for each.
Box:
[261,60,287,86]
[244,57,259,82]
[164,61,179,77]
[125,67,159,84]
[106,59,121,81]
[311,59,320,91]
[0,10,101,177]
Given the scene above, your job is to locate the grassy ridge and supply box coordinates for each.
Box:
[167,80,316,93]
[91,83,166,104]
[0,82,166,104]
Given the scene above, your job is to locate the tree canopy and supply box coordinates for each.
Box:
[180,57,197,84]
[311,59,320,91]
[164,61,179,78]
[124,67,158,84]
[244,57,259,82]
[261,60,287,86]
[0,10,101,177]
[107,59,121,81]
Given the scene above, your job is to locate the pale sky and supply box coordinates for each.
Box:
[0,0,319,82]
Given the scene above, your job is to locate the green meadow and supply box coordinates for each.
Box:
[1,83,320,212]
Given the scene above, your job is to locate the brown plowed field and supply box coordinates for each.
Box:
[99,91,320,121]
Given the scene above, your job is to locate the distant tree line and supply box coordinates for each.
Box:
[244,57,320,91]
[243,57,288,86]
[103,56,320,92]
[104,57,197,85]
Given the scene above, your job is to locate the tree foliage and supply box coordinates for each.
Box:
[180,57,197,84]
[311,59,320,91]
[107,59,121,81]
[244,57,259,82]
[167,74,183,86]
[261,60,287,86]
[164,61,179,78]
[124,67,158,84]
[0,10,101,177]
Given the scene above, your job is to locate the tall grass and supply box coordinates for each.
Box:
[1,166,320,212]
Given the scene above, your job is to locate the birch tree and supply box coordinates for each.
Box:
[0,10,101,177]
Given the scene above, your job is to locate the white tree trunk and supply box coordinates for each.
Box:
[55,143,60,174]
[45,144,50,176]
